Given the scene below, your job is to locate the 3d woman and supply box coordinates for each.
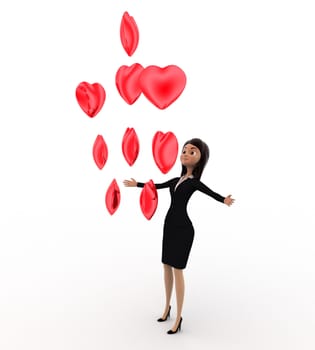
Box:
[123,138,235,334]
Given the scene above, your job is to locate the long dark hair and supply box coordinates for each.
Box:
[180,138,210,180]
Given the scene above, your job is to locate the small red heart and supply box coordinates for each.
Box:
[92,135,108,170]
[120,11,139,57]
[139,65,186,109]
[105,179,121,215]
[116,63,144,105]
[140,180,158,220]
[122,127,140,166]
[75,82,106,117]
[152,131,178,174]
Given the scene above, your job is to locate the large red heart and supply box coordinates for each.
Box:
[152,131,178,174]
[139,65,186,109]
[75,82,106,117]
[116,63,144,105]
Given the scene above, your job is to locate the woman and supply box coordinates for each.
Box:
[123,138,235,334]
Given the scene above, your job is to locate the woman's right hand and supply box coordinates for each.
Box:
[123,178,137,187]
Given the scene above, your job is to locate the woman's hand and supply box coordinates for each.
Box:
[224,194,235,206]
[123,178,137,187]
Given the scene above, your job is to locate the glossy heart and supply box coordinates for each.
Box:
[152,131,178,174]
[75,82,106,117]
[105,179,121,215]
[122,127,139,166]
[139,65,186,109]
[116,63,144,104]
[92,135,108,170]
[140,180,158,220]
[120,11,139,56]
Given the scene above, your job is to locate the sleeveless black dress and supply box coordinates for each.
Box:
[137,177,225,269]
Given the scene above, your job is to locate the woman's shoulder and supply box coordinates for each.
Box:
[190,177,204,188]
[190,176,200,183]
[167,176,180,181]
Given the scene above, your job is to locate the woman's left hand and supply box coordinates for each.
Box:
[224,195,235,206]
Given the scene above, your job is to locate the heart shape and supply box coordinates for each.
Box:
[116,63,144,105]
[75,82,106,117]
[140,180,158,220]
[122,127,140,166]
[120,11,139,57]
[139,65,186,109]
[152,131,178,174]
[105,179,121,215]
[92,135,108,170]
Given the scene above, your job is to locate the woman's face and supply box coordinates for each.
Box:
[180,143,201,168]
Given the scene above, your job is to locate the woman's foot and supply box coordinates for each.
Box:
[167,317,183,334]
[157,305,171,322]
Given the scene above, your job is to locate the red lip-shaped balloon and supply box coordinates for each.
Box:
[75,82,106,117]
[122,127,140,166]
[120,11,139,57]
[105,179,121,215]
[139,65,186,109]
[140,180,158,220]
[152,131,178,174]
[92,135,108,170]
[116,63,144,104]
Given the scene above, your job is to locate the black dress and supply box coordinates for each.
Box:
[137,177,225,269]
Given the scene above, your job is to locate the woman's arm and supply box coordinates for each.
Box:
[123,178,177,189]
[123,178,138,187]
[194,179,234,205]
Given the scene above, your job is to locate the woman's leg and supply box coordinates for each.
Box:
[161,263,173,318]
[171,267,185,330]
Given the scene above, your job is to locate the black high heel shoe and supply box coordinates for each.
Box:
[157,305,171,322]
[167,317,183,334]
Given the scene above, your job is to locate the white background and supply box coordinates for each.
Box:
[1,1,315,349]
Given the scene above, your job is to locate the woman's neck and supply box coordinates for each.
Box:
[184,168,194,177]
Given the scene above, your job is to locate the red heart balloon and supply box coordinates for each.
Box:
[75,82,106,117]
[105,179,121,215]
[152,131,178,174]
[122,127,140,166]
[93,135,108,170]
[140,180,158,220]
[139,65,186,109]
[120,11,139,56]
[116,63,144,105]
